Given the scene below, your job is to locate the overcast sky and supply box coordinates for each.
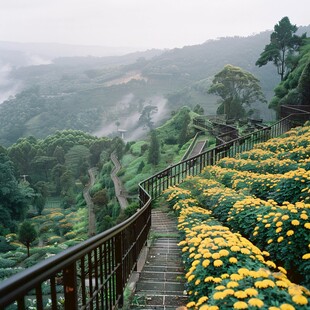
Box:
[0,0,309,49]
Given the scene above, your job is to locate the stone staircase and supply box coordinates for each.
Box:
[129,209,187,309]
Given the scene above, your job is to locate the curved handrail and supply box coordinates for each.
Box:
[1,107,309,309]
[0,195,151,309]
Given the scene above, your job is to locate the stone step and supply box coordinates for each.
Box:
[136,280,185,293]
[149,248,180,255]
[145,259,183,268]
[131,293,187,308]
[139,271,185,282]
[143,265,184,273]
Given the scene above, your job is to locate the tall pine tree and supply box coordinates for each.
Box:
[148,130,160,166]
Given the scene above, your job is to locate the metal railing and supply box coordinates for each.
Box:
[1,105,309,309]
[0,199,151,309]
[140,108,310,200]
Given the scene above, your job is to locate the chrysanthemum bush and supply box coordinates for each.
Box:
[163,188,310,309]
[181,174,310,287]
[205,165,310,204]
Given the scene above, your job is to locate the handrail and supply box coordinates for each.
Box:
[139,110,310,200]
[1,107,309,309]
[0,196,151,309]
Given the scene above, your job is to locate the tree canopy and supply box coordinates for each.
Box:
[208,65,266,119]
[256,16,306,81]
[268,38,310,111]
[18,221,37,257]
[148,130,160,166]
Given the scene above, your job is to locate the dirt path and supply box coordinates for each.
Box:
[110,152,128,210]
[83,167,97,237]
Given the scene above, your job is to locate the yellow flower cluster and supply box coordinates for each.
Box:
[176,205,310,309]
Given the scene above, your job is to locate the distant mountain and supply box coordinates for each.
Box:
[0,41,145,62]
[0,26,309,146]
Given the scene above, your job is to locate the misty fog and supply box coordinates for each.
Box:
[93,94,168,141]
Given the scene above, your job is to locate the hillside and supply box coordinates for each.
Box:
[0,31,283,147]
[0,25,309,147]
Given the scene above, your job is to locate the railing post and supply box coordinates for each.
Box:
[63,262,78,309]
[115,233,123,307]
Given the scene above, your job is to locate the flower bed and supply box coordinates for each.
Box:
[162,125,310,308]
[164,187,310,309]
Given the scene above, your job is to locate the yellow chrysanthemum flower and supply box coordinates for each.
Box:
[186,301,196,308]
[262,279,275,287]
[212,252,221,259]
[213,291,227,300]
[277,236,284,243]
[304,223,310,229]
[202,259,210,268]
[188,274,195,282]
[231,274,243,281]
[279,304,295,310]
[254,281,264,288]
[224,288,235,295]
[229,257,238,263]
[244,288,258,296]
[292,294,308,305]
[291,219,300,226]
[227,281,239,288]
[233,301,248,309]
[221,273,229,279]
[276,280,289,288]
[302,253,310,260]
[241,248,251,255]
[276,227,282,233]
[286,230,294,236]
[300,213,308,220]
[219,249,229,256]
[231,245,241,252]
[278,266,287,274]
[214,259,223,267]
[234,290,247,299]
[248,298,264,308]
[197,296,208,305]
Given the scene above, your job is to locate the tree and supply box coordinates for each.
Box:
[193,104,204,115]
[138,105,158,129]
[53,145,65,164]
[208,65,266,120]
[178,110,191,146]
[0,153,30,230]
[92,189,109,206]
[268,41,310,111]
[298,58,310,105]
[148,130,160,166]
[18,221,37,257]
[256,17,306,81]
